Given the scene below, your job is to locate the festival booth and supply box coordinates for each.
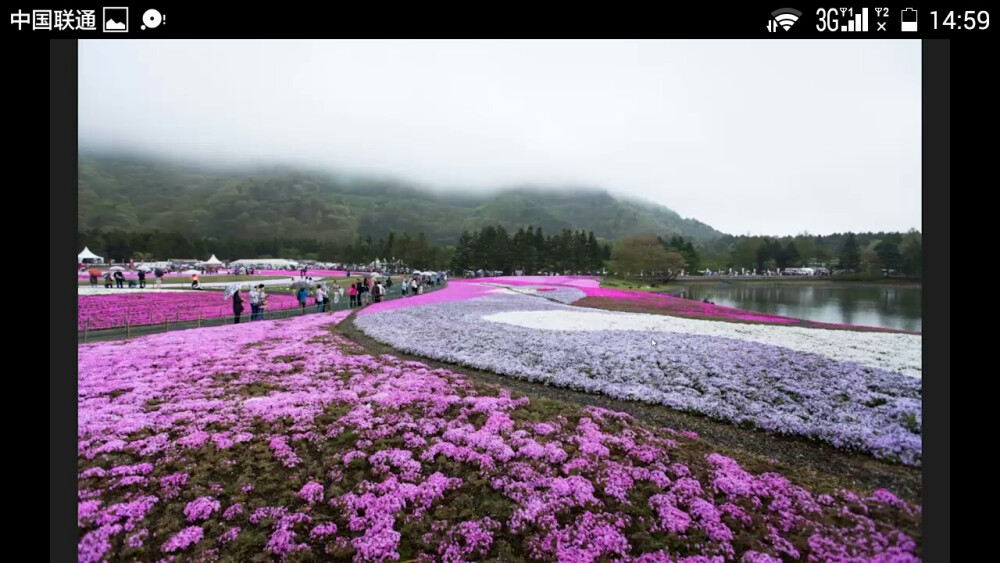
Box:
[78,247,104,265]
[230,258,300,271]
[200,254,224,273]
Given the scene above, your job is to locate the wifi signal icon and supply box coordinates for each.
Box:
[771,8,803,31]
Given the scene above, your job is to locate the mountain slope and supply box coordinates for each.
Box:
[78,155,723,244]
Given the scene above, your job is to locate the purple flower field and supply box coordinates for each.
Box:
[354,292,922,466]
[78,313,919,561]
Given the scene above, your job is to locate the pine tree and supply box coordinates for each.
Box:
[839,233,861,271]
[875,240,902,272]
[587,231,602,272]
[451,230,473,271]
[785,242,802,267]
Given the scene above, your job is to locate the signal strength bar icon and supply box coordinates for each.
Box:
[770,8,803,31]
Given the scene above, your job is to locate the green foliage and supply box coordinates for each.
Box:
[680,231,919,275]
[875,240,903,272]
[899,231,922,278]
[78,154,921,277]
[450,225,608,274]
[661,236,700,272]
[839,233,862,271]
[78,154,722,247]
[610,234,687,281]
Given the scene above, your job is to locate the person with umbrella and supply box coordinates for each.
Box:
[88,268,100,287]
[232,288,245,324]
[113,269,125,289]
[154,268,164,288]
[137,268,146,288]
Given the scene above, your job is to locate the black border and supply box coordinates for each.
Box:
[921,40,949,561]
[50,39,77,562]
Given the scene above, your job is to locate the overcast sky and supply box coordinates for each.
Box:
[79,40,921,236]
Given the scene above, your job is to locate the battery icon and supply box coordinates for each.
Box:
[901,8,918,31]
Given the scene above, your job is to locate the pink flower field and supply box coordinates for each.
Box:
[78,291,300,330]
[78,313,920,561]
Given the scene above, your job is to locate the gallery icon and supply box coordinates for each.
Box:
[103,7,128,32]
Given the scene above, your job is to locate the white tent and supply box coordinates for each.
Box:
[78,247,104,264]
[230,258,299,267]
[204,254,223,265]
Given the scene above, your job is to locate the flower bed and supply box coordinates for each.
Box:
[78,291,300,330]
[355,280,495,317]
[467,275,602,288]
[483,309,921,379]
[466,277,918,333]
[78,314,919,561]
[354,293,922,465]
[255,269,350,277]
[476,283,587,305]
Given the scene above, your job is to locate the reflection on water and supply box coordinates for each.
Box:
[667,284,921,331]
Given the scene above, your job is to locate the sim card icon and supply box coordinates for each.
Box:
[901,8,918,32]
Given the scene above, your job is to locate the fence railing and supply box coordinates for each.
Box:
[78,283,447,344]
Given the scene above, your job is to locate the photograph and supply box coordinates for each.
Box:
[73,39,924,561]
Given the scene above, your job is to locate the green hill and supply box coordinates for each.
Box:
[78,154,723,245]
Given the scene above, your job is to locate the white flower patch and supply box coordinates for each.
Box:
[483,309,922,379]
[478,284,585,304]
[486,288,520,295]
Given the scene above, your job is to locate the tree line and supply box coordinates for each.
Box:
[608,235,688,281]
[80,226,922,280]
[704,230,922,277]
[450,226,610,274]
[605,230,922,281]
[78,229,454,270]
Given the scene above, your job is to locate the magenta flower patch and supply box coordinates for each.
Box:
[77,310,919,560]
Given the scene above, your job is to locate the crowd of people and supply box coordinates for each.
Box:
[93,268,161,289]
[230,273,448,323]
[231,284,273,322]
[230,283,295,324]
[331,274,441,308]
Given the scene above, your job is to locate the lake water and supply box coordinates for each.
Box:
[664,283,922,332]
